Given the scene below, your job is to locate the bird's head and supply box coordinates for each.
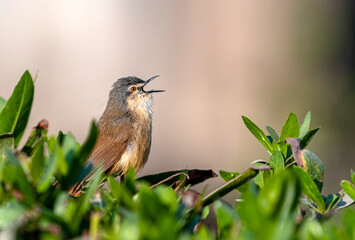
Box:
[108,75,164,116]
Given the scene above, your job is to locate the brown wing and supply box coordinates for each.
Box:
[69,117,132,195]
[87,134,129,177]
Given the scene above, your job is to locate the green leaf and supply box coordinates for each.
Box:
[64,122,98,187]
[108,175,120,200]
[0,201,25,228]
[0,97,6,112]
[0,133,14,152]
[75,120,98,167]
[341,180,355,201]
[202,168,258,206]
[219,170,240,182]
[37,147,58,193]
[214,201,238,238]
[299,111,311,138]
[219,170,249,193]
[0,71,34,146]
[242,116,273,154]
[30,139,46,184]
[280,113,300,141]
[351,169,355,184]
[302,150,324,192]
[270,149,284,175]
[21,120,48,156]
[254,164,272,189]
[201,206,210,220]
[300,128,320,149]
[293,166,325,213]
[73,171,103,232]
[324,193,343,212]
[266,126,279,142]
[3,151,36,205]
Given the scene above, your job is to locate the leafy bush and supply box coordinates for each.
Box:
[0,71,354,239]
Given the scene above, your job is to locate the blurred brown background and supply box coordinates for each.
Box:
[0,1,354,197]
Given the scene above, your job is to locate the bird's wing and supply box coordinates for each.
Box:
[89,134,130,175]
[68,116,132,195]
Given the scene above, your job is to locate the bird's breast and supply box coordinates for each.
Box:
[115,124,152,174]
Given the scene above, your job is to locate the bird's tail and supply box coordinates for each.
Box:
[68,180,84,196]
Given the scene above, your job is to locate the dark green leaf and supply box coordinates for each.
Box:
[21,119,48,156]
[242,116,273,154]
[300,128,319,149]
[299,111,311,138]
[280,113,300,141]
[293,166,325,213]
[266,126,279,142]
[323,193,342,212]
[351,169,355,184]
[0,71,34,146]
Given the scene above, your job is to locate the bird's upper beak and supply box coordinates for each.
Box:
[142,75,165,93]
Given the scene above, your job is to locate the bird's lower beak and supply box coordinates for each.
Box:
[142,75,165,93]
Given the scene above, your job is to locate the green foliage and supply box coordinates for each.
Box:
[0,71,354,239]
[0,71,34,146]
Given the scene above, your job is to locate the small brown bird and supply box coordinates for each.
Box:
[69,75,164,195]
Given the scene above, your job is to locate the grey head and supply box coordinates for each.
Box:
[108,75,164,111]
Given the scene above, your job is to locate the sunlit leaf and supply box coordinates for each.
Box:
[300,128,319,149]
[293,166,325,213]
[299,111,311,139]
[270,149,284,175]
[0,71,34,146]
[202,168,258,206]
[220,170,249,193]
[280,113,300,141]
[0,97,6,112]
[242,116,273,154]
[341,180,355,201]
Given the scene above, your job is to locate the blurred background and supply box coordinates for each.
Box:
[0,1,354,199]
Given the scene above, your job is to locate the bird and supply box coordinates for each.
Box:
[69,75,164,195]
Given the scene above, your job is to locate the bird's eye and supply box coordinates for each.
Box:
[130,86,137,92]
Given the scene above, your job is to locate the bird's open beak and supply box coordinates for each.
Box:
[142,75,165,93]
